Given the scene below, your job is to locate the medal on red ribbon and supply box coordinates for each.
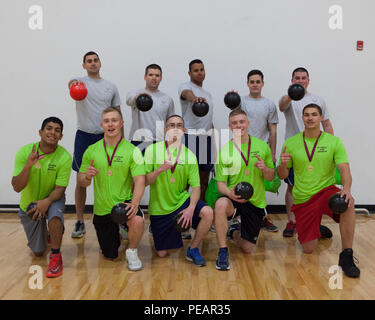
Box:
[233,135,251,176]
[303,131,322,172]
[103,138,122,176]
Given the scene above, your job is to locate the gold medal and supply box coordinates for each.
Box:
[244,169,250,176]
[107,169,113,176]
[308,165,313,171]
[170,176,175,183]
[35,162,41,169]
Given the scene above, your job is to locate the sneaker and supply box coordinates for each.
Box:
[338,248,360,278]
[126,248,142,271]
[319,225,333,239]
[148,224,153,235]
[262,217,279,232]
[227,220,240,240]
[71,221,86,238]
[181,230,192,240]
[46,252,63,278]
[210,224,216,232]
[283,221,296,237]
[216,248,230,271]
[186,247,206,266]
[119,224,128,240]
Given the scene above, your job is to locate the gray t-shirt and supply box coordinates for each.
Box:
[73,76,121,134]
[126,89,175,141]
[281,92,330,139]
[178,81,214,134]
[240,95,279,142]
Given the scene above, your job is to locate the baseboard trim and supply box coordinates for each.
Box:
[1,204,374,214]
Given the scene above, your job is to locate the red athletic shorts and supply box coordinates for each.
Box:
[291,185,341,244]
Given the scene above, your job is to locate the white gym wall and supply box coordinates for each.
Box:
[1,0,374,207]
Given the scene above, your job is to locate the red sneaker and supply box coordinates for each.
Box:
[283,221,296,237]
[46,252,63,278]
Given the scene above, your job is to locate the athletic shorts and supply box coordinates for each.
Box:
[284,167,294,186]
[18,195,65,253]
[73,130,104,171]
[291,185,341,244]
[93,201,144,259]
[149,198,208,251]
[184,133,214,172]
[225,197,266,244]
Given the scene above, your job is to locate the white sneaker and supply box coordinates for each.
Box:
[119,224,128,240]
[126,248,142,271]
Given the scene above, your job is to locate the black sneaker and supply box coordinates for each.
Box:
[339,248,360,278]
[216,248,230,271]
[319,225,333,239]
[283,221,296,237]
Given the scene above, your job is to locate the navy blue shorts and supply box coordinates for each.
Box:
[73,130,104,172]
[283,167,294,186]
[184,133,214,172]
[149,198,208,251]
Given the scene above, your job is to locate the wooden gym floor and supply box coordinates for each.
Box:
[0,212,374,300]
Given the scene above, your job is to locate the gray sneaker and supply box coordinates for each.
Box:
[119,224,128,240]
[71,221,86,238]
[181,229,192,240]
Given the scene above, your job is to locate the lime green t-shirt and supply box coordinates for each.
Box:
[215,136,273,208]
[80,138,145,215]
[280,132,348,204]
[13,142,72,212]
[144,141,200,215]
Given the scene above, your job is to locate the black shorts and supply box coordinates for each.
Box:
[284,167,294,186]
[93,202,144,259]
[226,197,265,244]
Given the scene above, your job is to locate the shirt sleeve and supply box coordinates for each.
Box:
[333,137,349,165]
[144,144,156,174]
[268,102,279,124]
[263,144,274,169]
[178,82,192,98]
[56,154,73,187]
[130,147,145,177]
[79,148,91,173]
[215,150,229,183]
[187,155,200,188]
[111,85,122,107]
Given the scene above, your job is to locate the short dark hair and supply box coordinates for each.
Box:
[303,103,322,115]
[41,117,64,132]
[166,114,184,126]
[292,67,309,78]
[189,59,204,71]
[83,51,100,63]
[145,64,162,75]
[247,69,264,82]
[229,108,248,119]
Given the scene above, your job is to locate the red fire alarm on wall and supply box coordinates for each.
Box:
[357,40,364,51]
